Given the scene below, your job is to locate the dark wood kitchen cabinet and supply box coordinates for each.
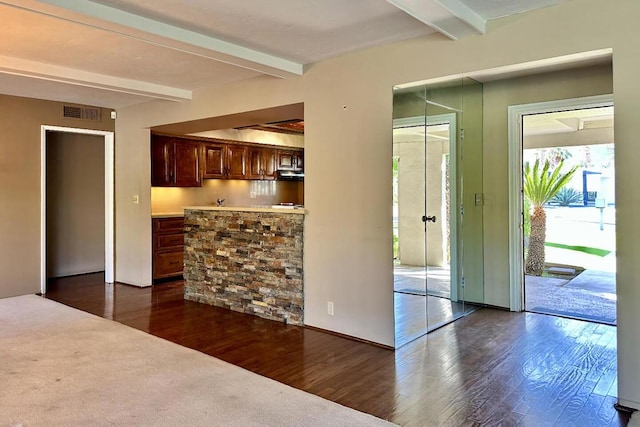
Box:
[152,133,303,183]
[151,134,201,187]
[247,146,277,180]
[202,142,248,179]
[277,149,304,172]
[226,144,248,179]
[152,216,185,281]
[202,143,226,178]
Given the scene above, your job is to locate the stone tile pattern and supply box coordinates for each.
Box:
[183,209,304,325]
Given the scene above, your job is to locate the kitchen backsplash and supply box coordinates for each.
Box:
[151,179,303,213]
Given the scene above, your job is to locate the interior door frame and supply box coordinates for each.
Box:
[506,94,614,311]
[40,125,115,294]
[393,112,459,300]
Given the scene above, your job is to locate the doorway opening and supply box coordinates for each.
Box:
[522,106,616,324]
[40,126,115,294]
[508,95,615,325]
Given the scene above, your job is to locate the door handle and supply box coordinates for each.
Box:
[422,215,437,223]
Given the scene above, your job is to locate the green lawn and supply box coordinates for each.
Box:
[545,242,611,257]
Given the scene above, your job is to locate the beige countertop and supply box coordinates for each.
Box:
[151,212,185,218]
[183,205,306,215]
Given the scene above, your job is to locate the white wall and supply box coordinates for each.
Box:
[115,0,640,406]
[46,132,105,277]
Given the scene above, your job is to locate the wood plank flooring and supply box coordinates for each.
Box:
[44,273,629,426]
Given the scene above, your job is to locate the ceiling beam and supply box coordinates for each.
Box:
[555,117,581,131]
[2,0,304,78]
[436,0,486,34]
[385,0,485,40]
[0,54,192,101]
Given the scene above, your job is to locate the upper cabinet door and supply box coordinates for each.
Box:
[151,135,202,187]
[151,135,173,186]
[226,145,248,179]
[246,147,277,180]
[262,148,277,180]
[202,143,226,179]
[277,149,303,171]
[277,151,295,170]
[173,141,201,187]
[247,147,264,180]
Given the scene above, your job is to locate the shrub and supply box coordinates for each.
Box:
[550,187,582,206]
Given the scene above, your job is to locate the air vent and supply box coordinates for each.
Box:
[63,105,101,121]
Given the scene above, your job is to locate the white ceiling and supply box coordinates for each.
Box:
[0,0,570,109]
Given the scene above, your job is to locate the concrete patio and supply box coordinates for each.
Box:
[525,268,616,324]
[525,206,617,325]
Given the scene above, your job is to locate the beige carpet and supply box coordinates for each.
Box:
[0,295,396,426]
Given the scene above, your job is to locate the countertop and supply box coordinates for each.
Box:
[151,212,185,218]
[183,205,306,215]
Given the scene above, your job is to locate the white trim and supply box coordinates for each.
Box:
[40,126,115,294]
[507,94,614,311]
[385,0,480,40]
[0,54,191,102]
[437,0,486,34]
[104,132,115,284]
[616,398,640,412]
[393,113,459,301]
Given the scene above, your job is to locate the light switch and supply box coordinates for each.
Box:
[132,195,139,204]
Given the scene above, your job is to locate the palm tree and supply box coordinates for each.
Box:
[523,159,578,276]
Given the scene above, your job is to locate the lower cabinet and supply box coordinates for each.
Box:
[152,216,185,281]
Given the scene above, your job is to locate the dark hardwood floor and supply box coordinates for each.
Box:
[44,273,629,426]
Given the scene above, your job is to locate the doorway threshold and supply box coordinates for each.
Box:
[526,307,615,326]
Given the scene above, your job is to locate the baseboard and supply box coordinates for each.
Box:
[153,275,184,285]
[116,280,152,288]
[616,399,639,413]
[303,325,394,351]
[47,270,105,280]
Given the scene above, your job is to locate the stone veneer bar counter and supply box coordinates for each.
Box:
[183,206,305,325]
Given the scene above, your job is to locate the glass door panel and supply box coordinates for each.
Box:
[425,82,465,331]
[393,77,484,346]
[393,86,429,346]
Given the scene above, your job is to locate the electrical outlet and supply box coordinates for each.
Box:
[327,301,334,316]
[250,191,256,199]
